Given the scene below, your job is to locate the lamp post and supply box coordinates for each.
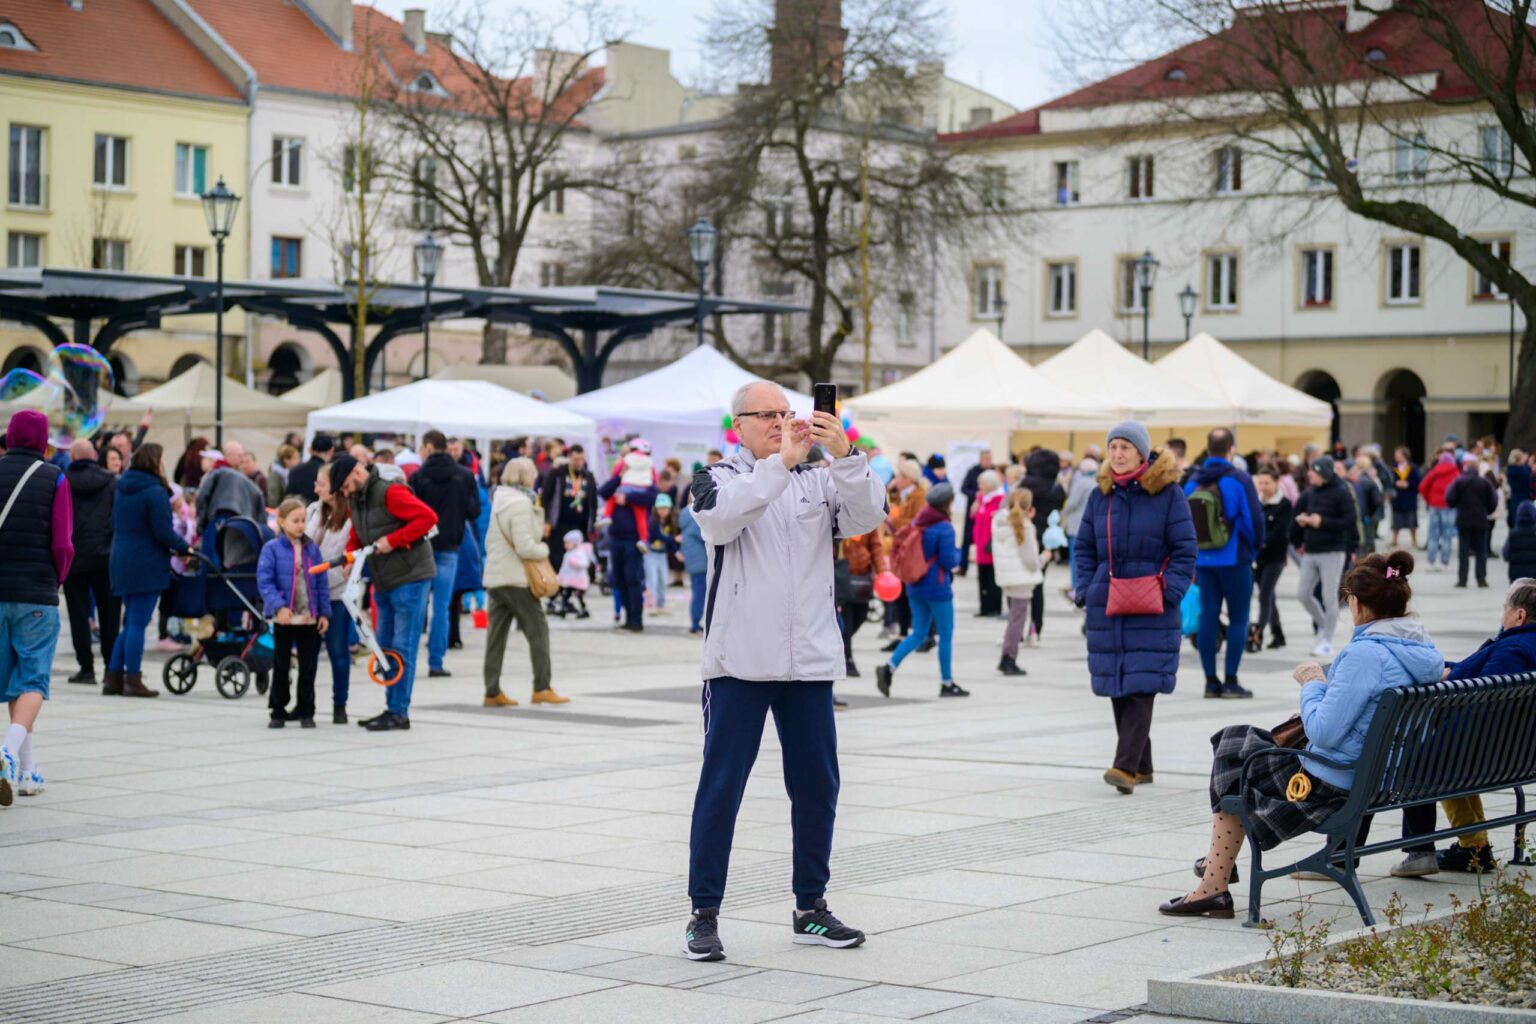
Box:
[687,216,717,348]
[414,233,443,380]
[1178,284,1198,342]
[1134,248,1159,360]
[994,294,1008,342]
[201,176,240,447]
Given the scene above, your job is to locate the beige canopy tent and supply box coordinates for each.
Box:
[278,368,344,409]
[133,362,310,432]
[431,363,577,402]
[845,328,1106,469]
[1035,329,1235,428]
[1155,332,1332,451]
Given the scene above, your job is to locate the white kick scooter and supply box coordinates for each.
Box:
[309,528,436,687]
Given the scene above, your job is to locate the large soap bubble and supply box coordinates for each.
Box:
[46,344,115,444]
[0,368,47,402]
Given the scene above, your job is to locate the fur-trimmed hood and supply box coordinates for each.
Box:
[1096,450,1180,495]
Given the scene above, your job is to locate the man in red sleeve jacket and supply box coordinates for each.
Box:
[333,454,438,732]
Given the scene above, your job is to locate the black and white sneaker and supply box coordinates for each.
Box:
[684,908,725,961]
[792,899,866,948]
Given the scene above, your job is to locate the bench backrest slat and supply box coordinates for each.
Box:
[1342,672,1536,819]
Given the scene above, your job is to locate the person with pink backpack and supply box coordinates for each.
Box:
[875,482,966,698]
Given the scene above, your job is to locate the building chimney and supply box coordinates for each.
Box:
[301,0,353,51]
[535,49,587,90]
[768,0,847,89]
[402,8,427,54]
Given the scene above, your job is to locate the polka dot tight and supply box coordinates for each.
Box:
[1190,811,1245,901]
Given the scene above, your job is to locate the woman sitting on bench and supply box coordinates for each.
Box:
[1161,551,1443,919]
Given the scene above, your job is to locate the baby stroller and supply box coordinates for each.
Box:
[162,515,276,699]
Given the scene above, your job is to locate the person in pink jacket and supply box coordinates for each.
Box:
[972,470,1005,618]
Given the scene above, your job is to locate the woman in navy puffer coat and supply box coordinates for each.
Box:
[109,444,195,696]
[1073,422,1197,795]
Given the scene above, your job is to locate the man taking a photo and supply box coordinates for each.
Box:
[683,382,887,962]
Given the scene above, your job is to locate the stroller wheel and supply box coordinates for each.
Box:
[163,654,198,695]
[215,656,251,699]
[367,650,406,687]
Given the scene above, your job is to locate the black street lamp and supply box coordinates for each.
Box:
[414,234,443,380]
[1134,248,1160,360]
[994,294,1008,342]
[687,217,717,348]
[201,176,240,447]
[1178,283,1198,342]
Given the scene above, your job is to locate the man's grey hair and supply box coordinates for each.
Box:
[730,380,787,418]
[1506,578,1536,619]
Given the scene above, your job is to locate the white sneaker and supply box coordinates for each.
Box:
[1310,640,1334,658]
[0,746,14,807]
[17,767,43,797]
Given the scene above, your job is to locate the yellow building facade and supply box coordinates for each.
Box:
[1,72,248,392]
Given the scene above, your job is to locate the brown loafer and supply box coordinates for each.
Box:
[1159,891,1235,919]
[1103,768,1137,794]
[531,690,570,705]
[483,693,519,707]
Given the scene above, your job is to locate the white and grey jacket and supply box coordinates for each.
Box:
[692,448,888,682]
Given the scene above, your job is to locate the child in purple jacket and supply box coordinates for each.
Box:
[257,498,332,729]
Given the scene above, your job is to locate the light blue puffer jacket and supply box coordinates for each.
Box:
[1300,617,1443,790]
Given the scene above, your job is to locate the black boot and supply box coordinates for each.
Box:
[1204,676,1223,699]
[997,655,1025,677]
[1221,675,1254,699]
[1268,623,1287,649]
[333,705,348,725]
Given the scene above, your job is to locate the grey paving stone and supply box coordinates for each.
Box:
[474,982,793,1024]
[148,992,448,1023]
[810,983,984,1018]
[694,967,871,1003]
[918,996,1102,1023]
[305,960,620,1017]
[476,943,642,972]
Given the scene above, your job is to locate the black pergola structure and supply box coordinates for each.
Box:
[0,269,806,400]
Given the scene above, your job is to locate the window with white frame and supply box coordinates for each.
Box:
[271,136,302,187]
[271,237,301,278]
[538,262,566,287]
[764,195,791,238]
[1052,161,1079,205]
[1473,238,1512,300]
[0,21,37,51]
[339,244,372,282]
[1393,133,1428,180]
[93,134,128,189]
[1128,155,1154,200]
[174,143,207,197]
[1207,252,1238,310]
[413,156,438,227]
[173,244,206,278]
[8,125,43,207]
[542,172,566,214]
[1480,126,1513,177]
[1300,248,1334,307]
[1046,261,1076,316]
[6,232,41,268]
[1305,141,1328,187]
[972,264,1002,319]
[1215,146,1242,193]
[1118,257,1146,314]
[979,165,1008,209]
[91,238,127,271]
[1385,243,1421,304]
[342,144,374,193]
[760,280,795,352]
[896,292,915,345]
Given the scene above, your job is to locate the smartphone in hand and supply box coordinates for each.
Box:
[813,383,837,417]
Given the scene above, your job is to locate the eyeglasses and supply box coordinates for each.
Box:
[734,410,793,422]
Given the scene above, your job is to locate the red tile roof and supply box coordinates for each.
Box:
[187,0,604,119]
[942,0,1534,144]
[0,0,243,101]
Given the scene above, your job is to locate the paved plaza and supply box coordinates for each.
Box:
[0,562,1524,1024]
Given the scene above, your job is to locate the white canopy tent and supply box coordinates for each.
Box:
[306,379,597,458]
[557,345,813,467]
[1155,333,1333,427]
[1035,329,1235,427]
[431,363,576,402]
[844,329,1106,468]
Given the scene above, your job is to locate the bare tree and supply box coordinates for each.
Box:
[1052,0,1536,447]
[377,0,631,363]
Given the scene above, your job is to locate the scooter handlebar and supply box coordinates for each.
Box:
[309,550,361,575]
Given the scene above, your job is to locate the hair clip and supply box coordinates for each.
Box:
[1385,567,1400,579]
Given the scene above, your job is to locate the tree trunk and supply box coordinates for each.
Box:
[481,324,508,365]
[1505,309,1536,451]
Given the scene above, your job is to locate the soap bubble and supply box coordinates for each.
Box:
[0,368,47,402]
[47,344,115,444]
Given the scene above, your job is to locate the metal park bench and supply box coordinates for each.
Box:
[1223,671,1536,927]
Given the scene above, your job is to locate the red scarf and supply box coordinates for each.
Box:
[1111,462,1150,487]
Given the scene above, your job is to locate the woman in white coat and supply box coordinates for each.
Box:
[482,458,568,707]
[992,488,1048,676]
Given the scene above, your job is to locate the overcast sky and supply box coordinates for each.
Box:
[370,0,1062,111]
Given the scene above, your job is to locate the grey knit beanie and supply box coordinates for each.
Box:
[1106,421,1151,462]
[926,482,955,509]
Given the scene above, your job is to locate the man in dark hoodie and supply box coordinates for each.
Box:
[62,439,118,686]
[283,432,333,504]
[1289,455,1356,658]
[1182,429,1265,698]
[1021,449,1065,640]
[0,410,73,807]
[410,430,480,677]
[1445,455,1498,588]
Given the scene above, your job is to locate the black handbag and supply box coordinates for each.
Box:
[834,559,875,605]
